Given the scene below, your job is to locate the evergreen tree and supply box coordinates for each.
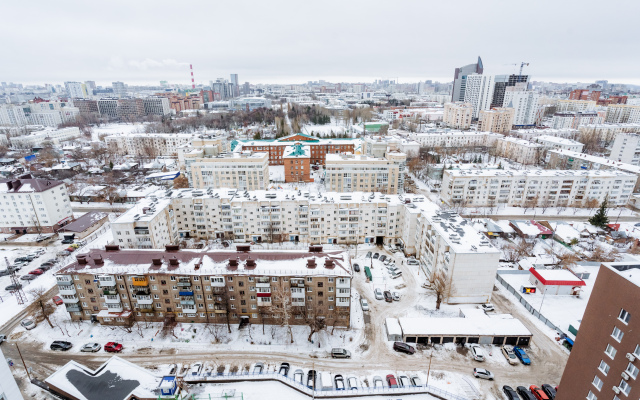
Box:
[589,197,610,228]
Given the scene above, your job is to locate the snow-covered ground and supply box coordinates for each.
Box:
[91,123,147,141]
[301,123,349,137]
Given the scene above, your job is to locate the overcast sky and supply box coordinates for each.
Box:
[2,0,639,86]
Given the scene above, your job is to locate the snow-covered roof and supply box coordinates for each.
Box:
[397,309,531,337]
[605,262,640,288]
[529,268,586,286]
[385,318,402,336]
[45,356,160,400]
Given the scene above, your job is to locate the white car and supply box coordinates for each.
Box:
[479,303,495,312]
[410,375,422,387]
[374,288,383,300]
[383,258,392,265]
[372,376,384,388]
[20,319,36,330]
[189,362,203,376]
[360,298,369,311]
[398,375,410,387]
[392,292,400,301]
[80,343,101,352]
[293,369,304,384]
[407,258,419,265]
[390,270,403,279]
[347,376,358,390]
[501,345,519,365]
[470,344,485,362]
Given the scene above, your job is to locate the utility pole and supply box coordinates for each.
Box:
[16,343,30,381]
[425,350,433,387]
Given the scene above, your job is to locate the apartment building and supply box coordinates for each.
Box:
[491,74,529,108]
[0,104,27,126]
[237,134,357,166]
[514,128,579,141]
[556,99,597,112]
[154,93,203,113]
[65,81,88,99]
[610,133,640,165]
[605,105,640,124]
[503,83,539,126]
[190,151,269,190]
[142,97,171,116]
[441,168,637,207]
[325,152,406,194]
[410,131,502,148]
[557,262,640,400]
[105,133,195,157]
[451,57,483,102]
[533,135,584,153]
[73,99,99,115]
[112,197,177,249]
[55,246,352,327]
[229,97,272,110]
[548,149,640,191]
[362,135,419,158]
[0,176,74,234]
[442,102,473,129]
[495,137,543,165]
[569,89,601,101]
[579,124,640,144]
[463,74,495,119]
[552,111,603,129]
[413,210,500,303]
[9,127,81,149]
[479,108,514,133]
[97,98,145,120]
[283,143,312,183]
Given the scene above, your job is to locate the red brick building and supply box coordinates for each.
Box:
[569,89,601,101]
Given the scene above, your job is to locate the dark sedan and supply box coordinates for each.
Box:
[50,341,73,351]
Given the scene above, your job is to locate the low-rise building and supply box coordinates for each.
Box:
[55,245,352,327]
[479,107,515,133]
[0,176,73,234]
[548,149,640,190]
[229,97,272,110]
[442,102,473,129]
[190,151,269,190]
[325,152,406,194]
[9,127,81,149]
[533,135,584,153]
[555,99,597,112]
[441,168,637,207]
[551,111,603,129]
[495,136,543,165]
[105,132,195,157]
[410,130,501,148]
[609,132,640,165]
[283,143,311,183]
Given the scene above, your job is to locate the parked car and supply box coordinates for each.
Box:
[383,258,392,265]
[20,319,36,330]
[0,335,6,344]
[360,298,369,311]
[347,376,358,390]
[52,296,63,305]
[38,264,53,271]
[331,348,351,359]
[387,265,400,273]
[470,344,485,362]
[252,362,264,374]
[398,375,410,387]
[517,386,536,400]
[501,345,518,365]
[190,362,203,376]
[50,341,72,351]
[541,384,556,399]
[293,369,304,385]
[365,252,372,259]
[372,376,384,388]
[20,275,38,281]
[6,284,23,291]
[353,263,360,272]
[334,374,345,390]
[502,385,519,400]
[306,370,317,389]
[472,368,493,380]
[393,342,416,354]
[379,255,387,262]
[410,375,422,387]
[29,269,44,275]
[513,346,531,365]
[529,385,550,400]
[383,290,393,302]
[386,374,398,388]
[392,292,400,301]
[0,267,19,276]
[373,253,379,259]
[104,342,123,353]
[390,270,403,279]
[374,288,383,300]
[81,343,101,352]
[407,258,419,265]
[479,303,495,312]
[61,238,74,245]
[35,249,45,255]
[278,362,290,376]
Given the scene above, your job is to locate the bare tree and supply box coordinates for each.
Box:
[213,286,233,333]
[173,174,189,189]
[269,282,295,343]
[545,246,579,269]
[430,269,452,310]
[28,286,55,328]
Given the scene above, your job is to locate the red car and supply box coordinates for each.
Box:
[104,342,123,353]
[66,247,75,252]
[29,269,44,275]
[386,374,398,388]
[52,296,63,305]
[529,385,550,400]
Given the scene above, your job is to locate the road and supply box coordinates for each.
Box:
[2,248,568,396]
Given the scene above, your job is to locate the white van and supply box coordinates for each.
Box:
[320,372,333,391]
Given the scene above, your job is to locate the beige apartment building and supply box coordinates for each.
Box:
[55,245,352,327]
[325,152,406,194]
[479,107,515,133]
[495,136,543,165]
[190,151,269,190]
[443,102,473,129]
[112,197,177,249]
[105,133,196,157]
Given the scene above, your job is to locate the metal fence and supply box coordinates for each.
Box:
[182,371,470,400]
[496,271,566,336]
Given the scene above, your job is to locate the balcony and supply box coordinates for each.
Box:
[291,290,305,298]
[182,305,196,312]
[139,307,154,313]
[137,295,153,305]
[180,299,195,305]
[103,288,118,295]
[58,286,77,296]
[256,281,271,288]
[56,275,72,284]
[98,276,116,287]
[336,289,350,298]
[291,299,305,306]
[257,298,272,306]
[336,278,350,289]
[104,294,121,304]
[134,287,150,295]
[290,279,305,288]
[132,276,148,287]
[105,303,123,313]
[65,304,81,312]
[61,295,79,304]
[336,298,350,307]
[177,281,192,287]
[210,277,225,287]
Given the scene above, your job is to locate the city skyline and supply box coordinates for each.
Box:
[2,0,640,86]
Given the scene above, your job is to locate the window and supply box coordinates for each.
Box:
[625,362,639,379]
[612,326,624,342]
[635,345,640,358]
[598,360,610,375]
[619,309,631,324]
[618,380,630,396]
[592,375,603,391]
[586,391,597,400]
[605,344,617,359]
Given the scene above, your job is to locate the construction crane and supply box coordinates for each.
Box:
[504,62,530,76]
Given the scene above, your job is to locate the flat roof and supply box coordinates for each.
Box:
[550,149,640,174]
[398,310,531,337]
[529,268,586,286]
[58,212,108,233]
[445,168,637,178]
[425,210,500,255]
[603,262,640,288]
